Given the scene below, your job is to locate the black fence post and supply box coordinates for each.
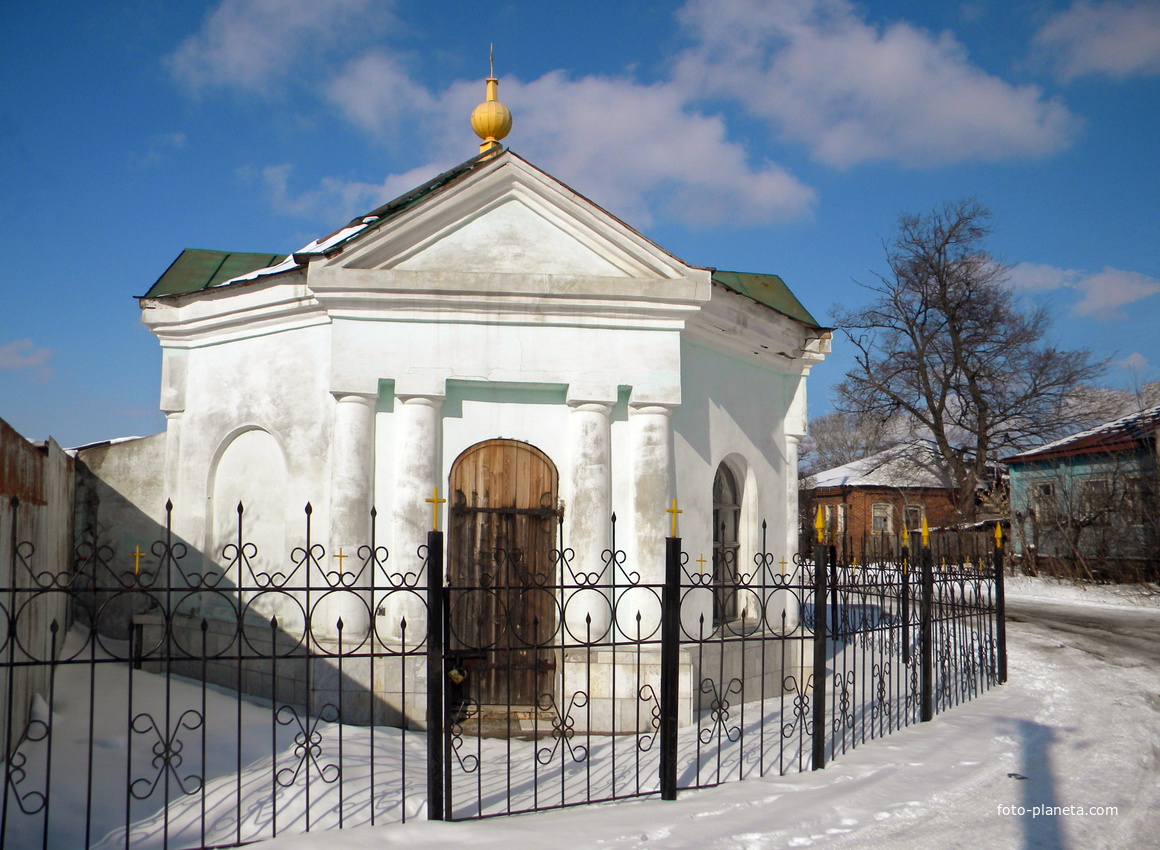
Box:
[828,546,839,639]
[659,536,681,801]
[426,529,445,821]
[811,540,828,770]
[994,532,1008,684]
[920,544,934,722]
[901,540,911,663]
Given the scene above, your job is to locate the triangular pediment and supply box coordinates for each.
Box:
[392,197,630,276]
[333,152,689,281]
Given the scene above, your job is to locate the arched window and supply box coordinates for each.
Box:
[713,462,741,627]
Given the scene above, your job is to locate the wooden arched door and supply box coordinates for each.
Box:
[448,439,561,708]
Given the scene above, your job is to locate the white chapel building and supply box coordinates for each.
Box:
[78,75,830,726]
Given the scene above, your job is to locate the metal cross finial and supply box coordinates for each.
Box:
[697,554,707,574]
[666,498,682,537]
[489,43,494,78]
[335,548,348,569]
[131,545,145,576]
[427,487,447,531]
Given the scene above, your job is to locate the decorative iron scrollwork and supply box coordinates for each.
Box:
[130,708,206,799]
[535,692,588,766]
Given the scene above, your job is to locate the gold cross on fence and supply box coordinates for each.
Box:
[426,487,447,531]
[131,546,145,576]
[666,499,682,537]
[697,554,707,574]
[334,548,348,569]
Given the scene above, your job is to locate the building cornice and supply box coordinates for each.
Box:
[684,285,831,373]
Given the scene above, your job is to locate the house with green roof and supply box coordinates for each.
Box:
[80,106,830,728]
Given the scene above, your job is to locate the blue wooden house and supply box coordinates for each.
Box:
[1006,403,1160,579]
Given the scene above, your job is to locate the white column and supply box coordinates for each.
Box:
[163,412,182,504]
[565,400,612,641]
[784,433,802,567]
[158,348,194,572]
[780,432,803,631]
[628,403,674,584]
[326,392,377,640]
[385,394,443,640]
[159,348,187,504]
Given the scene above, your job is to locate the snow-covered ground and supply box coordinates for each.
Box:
[6,576,1159,849]
[1004,573,1160,610]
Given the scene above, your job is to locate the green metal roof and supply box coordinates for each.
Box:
[711,270,821,329]
[143,249,287,298]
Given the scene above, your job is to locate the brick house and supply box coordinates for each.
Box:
[802,441,959,560]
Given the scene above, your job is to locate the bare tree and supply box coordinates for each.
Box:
[834,200,1106,519]
[798,410,900,477]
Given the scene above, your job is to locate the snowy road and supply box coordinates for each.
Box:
[254,581,1160,850]
[1007,595,1160,668]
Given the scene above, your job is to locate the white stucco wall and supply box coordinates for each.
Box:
[673,339,798,565]
[671,338,803,636]
[136,153,827,637]
[164,321,334,576]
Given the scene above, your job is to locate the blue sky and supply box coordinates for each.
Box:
[2,0,1159,448]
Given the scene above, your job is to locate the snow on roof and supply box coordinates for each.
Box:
[207,219,381,288]
[810,441,954,490]
[66,435,148,454]
[1005,401,1160,463]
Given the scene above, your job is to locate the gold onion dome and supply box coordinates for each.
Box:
[471,52,511,154]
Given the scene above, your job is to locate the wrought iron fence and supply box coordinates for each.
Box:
[0,497,1005,848]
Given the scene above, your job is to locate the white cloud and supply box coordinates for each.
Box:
[497,72,816,227]
[325,52,438,138]
[171,0,1078,227]
[1036,1,1160,81]
[173,0,816,230]
[0,339,53,382]
[320,62,817,228]
[167,0,382,94]
[674,0,1078,167]
[1009,262,1160,321]
[1070,267,1160,320]
[1117,352,1148,372]
[1006,262,1083,291]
